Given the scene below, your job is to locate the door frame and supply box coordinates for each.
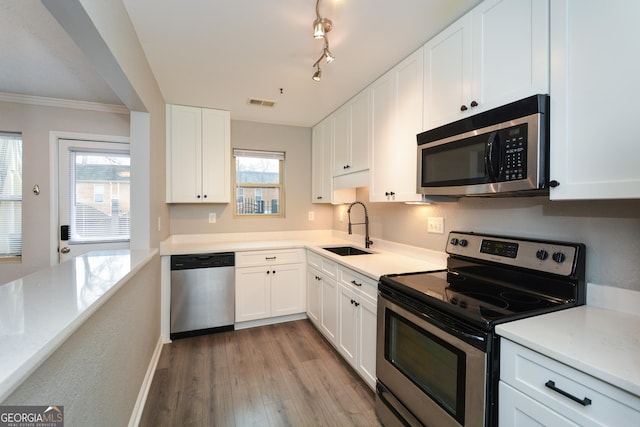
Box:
[49,131,130,265]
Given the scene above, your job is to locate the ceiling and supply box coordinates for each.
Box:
[2,0,481,127]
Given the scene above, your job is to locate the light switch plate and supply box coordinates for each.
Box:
[208,212,216,224]
[308,211,315,221]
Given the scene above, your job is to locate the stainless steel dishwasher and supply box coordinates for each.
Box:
[170,252,235,339]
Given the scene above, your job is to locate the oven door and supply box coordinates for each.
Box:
[376,293,488,427]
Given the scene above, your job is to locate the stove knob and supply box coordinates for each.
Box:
[459,239,468,247]
[450,297,458,305]
[536,249,549,260]
[459,300,467,309]
[552,251,566,263]
[450,238,459,246]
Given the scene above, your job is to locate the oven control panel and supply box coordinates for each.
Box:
[447,231,583,277]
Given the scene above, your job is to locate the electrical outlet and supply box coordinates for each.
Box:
[208,212,216,224]
[427,217,444,234]
[308,211,315,221]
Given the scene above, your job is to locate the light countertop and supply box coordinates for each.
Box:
[160,230,447,280]
[0,249,157,402]
[496,305,640,397]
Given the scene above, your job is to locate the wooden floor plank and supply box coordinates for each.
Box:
[139,319,380,427]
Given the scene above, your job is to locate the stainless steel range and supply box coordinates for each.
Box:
[375,231,586,427]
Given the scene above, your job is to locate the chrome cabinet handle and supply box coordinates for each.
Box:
[545,380,592,406]
[60,247,71,254]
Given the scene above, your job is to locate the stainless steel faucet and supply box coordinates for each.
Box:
[347,201,373,248]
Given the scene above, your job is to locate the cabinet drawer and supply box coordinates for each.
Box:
[501,339,640,426]
[236,249,303,267]
[338,266,378,301]
[307,251,338,280]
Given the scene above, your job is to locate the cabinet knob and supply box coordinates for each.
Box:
[316,196,323,200]
[460,105,468,111]
[470,100,478,107]
[203,194,207,199]
[343,165,351,169]
[197,195,201,199]
[354,301,360,307]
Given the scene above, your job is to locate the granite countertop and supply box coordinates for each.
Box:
[496,304,640,398]
[0,249,157,402]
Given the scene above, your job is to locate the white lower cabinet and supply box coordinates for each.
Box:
[235,249,305,323]
[306,250,378,390]
[500,339,640,426]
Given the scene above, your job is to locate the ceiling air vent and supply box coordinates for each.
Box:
[248,98,276,108]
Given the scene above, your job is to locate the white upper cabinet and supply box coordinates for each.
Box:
[423,13,473,131]
[166,104,230,203]
[424,0,549,130]
[311,116,355,204]
[370,48,424,202]
[333,89,371,177]
[549,0,640,200]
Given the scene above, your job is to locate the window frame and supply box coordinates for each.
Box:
[232,149,285,218]
[0,131,22,261]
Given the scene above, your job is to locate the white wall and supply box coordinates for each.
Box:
[334,188,640,291]
[0,101,129,283]
[169,120,333,234]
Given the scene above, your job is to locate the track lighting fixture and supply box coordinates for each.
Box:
[311,0,334,81]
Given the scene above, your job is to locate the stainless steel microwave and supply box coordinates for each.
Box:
[417,94,550,196]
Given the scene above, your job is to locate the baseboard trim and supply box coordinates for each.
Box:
[234,313,308,330]
[128,336,164,427]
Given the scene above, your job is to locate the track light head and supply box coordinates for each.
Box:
[313,18,332,38]
[324,47,335,63]
[312,66,322,82]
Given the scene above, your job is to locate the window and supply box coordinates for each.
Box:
[233,149,284,216]
[69,150,130,243]
[0,132,22,259]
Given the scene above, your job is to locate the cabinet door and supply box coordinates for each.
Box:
[389,48,423,202]
[270,263,305,317]
[349,89,371,173]
[166,104,202,202]
[358,295,377,390]
[370,49,424,202]
[201,108,230,202]
[307,269,322,326]
[471,0,549,112]
[333,104,351,176]
[337,283,358,368]
[423,12,472,130]
[550,0,640,200]
[320,275,338,345]
[235,266,269,322]
[311,116,335,203]
[499,382,579,427]
[370,71,395,202]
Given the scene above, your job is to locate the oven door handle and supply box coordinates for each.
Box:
[418,307,487,348]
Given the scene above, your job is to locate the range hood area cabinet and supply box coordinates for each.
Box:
[549,0,640,200]
[166,104,230,203]
[423,0,550,131]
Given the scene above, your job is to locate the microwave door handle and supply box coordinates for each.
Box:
[485,132,500,182]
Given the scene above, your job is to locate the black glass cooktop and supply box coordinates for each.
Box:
[379,268,577,331]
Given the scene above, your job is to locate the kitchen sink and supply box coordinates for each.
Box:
[323,246,372,256]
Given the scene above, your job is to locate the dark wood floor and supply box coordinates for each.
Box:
[140,320,381,426]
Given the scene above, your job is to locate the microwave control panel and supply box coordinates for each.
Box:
[500,124,527,181]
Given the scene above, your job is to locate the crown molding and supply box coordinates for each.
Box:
[0,92,129,115]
